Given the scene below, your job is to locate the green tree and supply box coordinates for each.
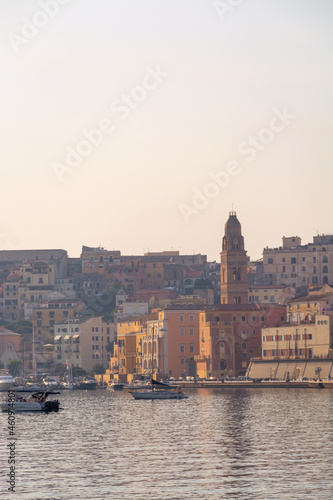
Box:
[106,341,114,354]
[193,278,213,289]
[92,364,105,375]
[54,363,67,377]
[72,366,86,377]
[7,319,33,335]
[7,359,23,376]
[0,360,4,369]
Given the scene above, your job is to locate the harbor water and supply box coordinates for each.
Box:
[2,388,333,499]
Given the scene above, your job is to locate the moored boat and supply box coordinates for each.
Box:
[107,381,126,391]
[79,378,98,390]
[130,385,189,400]
[0,370,14,391]
[308,379,325,389]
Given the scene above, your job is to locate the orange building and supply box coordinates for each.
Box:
[143,306,201,379]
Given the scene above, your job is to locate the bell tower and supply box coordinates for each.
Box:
[220,211,248,304]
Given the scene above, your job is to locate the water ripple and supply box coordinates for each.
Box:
[2,388,333,499]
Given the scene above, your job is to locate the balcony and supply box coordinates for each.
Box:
[194,354,210,361]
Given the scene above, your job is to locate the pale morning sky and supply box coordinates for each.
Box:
[1,0,332,261]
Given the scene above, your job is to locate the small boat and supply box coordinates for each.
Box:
[79,378,98,390]
[308,380,325,389]
[42,377,60,389]
[0,370,14,391]
[0,390,60,412]
[322,378,333,389]
[107,381,126,391]
[59,380,80,390]
[130,379,189,400]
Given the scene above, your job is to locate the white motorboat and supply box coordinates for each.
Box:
[59,380,80,390]
[79,378,98,390]
[107,381,126,391]
[0,390,60,412]
[42,377,60,389]
[0,370,14,391]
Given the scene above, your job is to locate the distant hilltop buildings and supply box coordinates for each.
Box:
[0,216,332,380]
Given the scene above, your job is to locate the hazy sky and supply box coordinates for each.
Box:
[1,0,332,261]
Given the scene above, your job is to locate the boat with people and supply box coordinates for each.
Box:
[0,390,60,412]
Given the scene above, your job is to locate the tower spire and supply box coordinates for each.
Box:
[220,212,248,305]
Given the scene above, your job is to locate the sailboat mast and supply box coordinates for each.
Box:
[32,322,36,378]
[151,325,154,385]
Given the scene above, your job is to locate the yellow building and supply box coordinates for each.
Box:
[18,261,55,315]
[33,299,86,342]
[110,316,150,383]
[261,314,332,360]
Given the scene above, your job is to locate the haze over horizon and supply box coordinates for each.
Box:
[1,0,332,263]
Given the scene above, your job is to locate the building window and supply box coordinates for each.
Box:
[180,328,185,336]
[180,358,185,365]
[323,265,328,273]
[268,258,273,264]
[189,328,194,336]
[179,315,184,322]
[189,315,194,322]
[189,345,194,354]
[291,257,296,264]
[180,345,185,353]
[313,257,316,263]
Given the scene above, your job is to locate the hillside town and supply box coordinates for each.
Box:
[1,212,333,383]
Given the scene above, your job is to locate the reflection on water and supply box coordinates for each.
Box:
[4,388,333,499]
